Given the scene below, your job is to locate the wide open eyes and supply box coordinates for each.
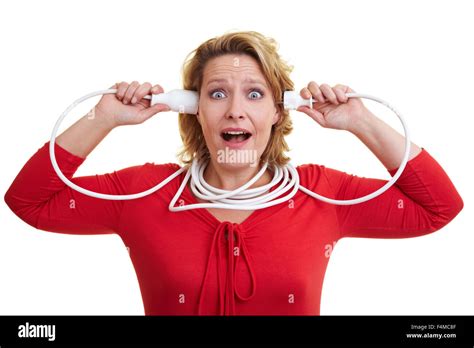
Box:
[209,88,264,100]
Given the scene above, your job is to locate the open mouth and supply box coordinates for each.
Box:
[220,130,252,143]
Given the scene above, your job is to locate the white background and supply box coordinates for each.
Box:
[0,0,472,315]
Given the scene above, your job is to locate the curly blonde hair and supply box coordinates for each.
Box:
[177,30,294,167]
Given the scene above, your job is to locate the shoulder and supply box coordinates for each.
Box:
[120,162,184,193]
[141,162,183,180]
[296,162,349,194]
[296,163,325,184]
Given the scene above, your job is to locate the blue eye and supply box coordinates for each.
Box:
[210,90,226,99]
[209,88,264,100]
[249,89,264,99]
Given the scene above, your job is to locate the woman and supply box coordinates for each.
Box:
[4,31,464,315]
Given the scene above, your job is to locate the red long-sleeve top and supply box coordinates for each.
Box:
[4,141,464,315]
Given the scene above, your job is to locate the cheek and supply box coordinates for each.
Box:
[199,104,222,129]
[200,99,224,114]
[199,118,221,146]
[254,122,273,147]
[256,114,274,133]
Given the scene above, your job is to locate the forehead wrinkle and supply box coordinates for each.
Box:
[204,61,260,74]
[204,66,258,78]
[204,70,268,87]
[203,59,268,88]
[206,79,267,89]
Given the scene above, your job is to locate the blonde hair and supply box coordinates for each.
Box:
[177,30,294,167]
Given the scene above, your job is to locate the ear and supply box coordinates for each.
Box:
[195,100,202,124]
[196,110,201,124]
[272,108,280,126]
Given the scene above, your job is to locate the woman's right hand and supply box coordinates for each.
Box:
[95,81,171,127]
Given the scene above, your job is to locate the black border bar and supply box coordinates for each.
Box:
[0,315,473,346]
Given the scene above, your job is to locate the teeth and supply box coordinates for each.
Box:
[224,131,246,135]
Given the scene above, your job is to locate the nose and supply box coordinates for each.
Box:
[225,94,246,120]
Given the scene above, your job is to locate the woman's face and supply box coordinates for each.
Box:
[198,54,280,168]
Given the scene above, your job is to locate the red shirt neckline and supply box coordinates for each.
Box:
[180,177,265,227]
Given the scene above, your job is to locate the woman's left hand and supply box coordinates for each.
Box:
[297,81,370,132]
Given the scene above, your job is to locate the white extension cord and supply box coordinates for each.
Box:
[49,88,411,208]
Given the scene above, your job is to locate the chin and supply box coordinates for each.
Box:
[212,146,261,169]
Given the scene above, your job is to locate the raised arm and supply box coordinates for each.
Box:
[329,147,463,239]
[296,81,463,239]
[4,81,171,235]
[56,81,170,157]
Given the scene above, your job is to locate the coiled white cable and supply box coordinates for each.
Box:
[49,89,410,207]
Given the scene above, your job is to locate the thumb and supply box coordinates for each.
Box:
[297,106,326,127]
[346,86,356,94]
[138,103,171,122]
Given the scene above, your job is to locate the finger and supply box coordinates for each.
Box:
[150,84,164,94]
[308,81,325,103]
[297,105,326,126]
[320,84,339,105]
[346,86,356,93]
[123,81,140,104]
[300,87,312,100]
[116,81,129,101]
[132,82,152,104]
[138,103,171,121]
[333,84,349,103]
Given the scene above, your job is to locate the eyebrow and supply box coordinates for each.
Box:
[206,77,267,87]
